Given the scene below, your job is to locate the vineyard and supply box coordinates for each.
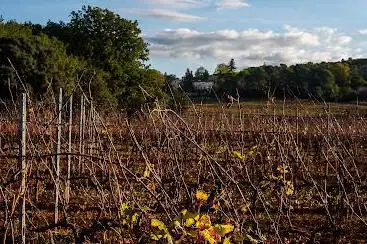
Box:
[0,91,367,243]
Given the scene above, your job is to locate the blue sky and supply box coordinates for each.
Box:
[1,0,367,77]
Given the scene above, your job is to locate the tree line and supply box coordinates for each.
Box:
[182,58,367,101]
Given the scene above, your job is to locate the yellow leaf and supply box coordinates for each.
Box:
[143,165,151,178]
[223,237,232,244]
[151,219,173,244]
[248,146,257,155]
[131,212,139,224]
[120,202,129,219]
[151,219,167,231]
[179,210,199,227]
[214,224,234,237]
[150,233,163,240]
[120,202,129,212]
[285,181,294,196]
[185,217,196,227]
[182,211,199,221]
[196,190,209,202]
[173,220,181,227]
[215,145,227,154]
[232,151,245,160]
[199,227,219,244]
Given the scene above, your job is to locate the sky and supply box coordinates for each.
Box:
[1,0,367,77]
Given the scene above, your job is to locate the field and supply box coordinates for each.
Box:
[0,96,367,243]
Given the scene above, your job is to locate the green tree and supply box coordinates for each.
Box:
[182,68,194,92]
[43,6,154,108]
[313,68,339,100]
[194,66,209,82]
[214,63,230,75]
[350,65,367,89]
[329,63,351,87]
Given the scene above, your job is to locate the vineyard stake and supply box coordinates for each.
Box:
[18,93,27,244]
[55,88,62,224]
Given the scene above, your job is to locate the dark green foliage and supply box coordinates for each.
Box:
[182,68,194,92]
[195,67,210,82]
[0,23,79,98]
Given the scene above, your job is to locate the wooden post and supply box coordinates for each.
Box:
[273,104,276,134]
[55,88,62,224]
[327,103,330,138]
[78,96,85,175]
[65,95,73,205]
[18,93,27,244]
[91,103,96,157]
[296,104,299,145]
[324,103,330,211]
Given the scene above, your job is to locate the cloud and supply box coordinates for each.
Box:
[141,0,211,9]
[140,0,251,10]
[146,26,358,68]
[359,29,367,35]
[128,9,206,22]
[216,0,250,9]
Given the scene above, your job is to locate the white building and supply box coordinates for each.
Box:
[193,82,214,91]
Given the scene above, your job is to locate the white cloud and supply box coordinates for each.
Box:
[141,0,251,9]
[141,0,211,9]
[359,29,367,35]
[146,26,357,67]
[129,9,206,22]
[216,0,250,9]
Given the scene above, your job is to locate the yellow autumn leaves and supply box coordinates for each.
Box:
[273,163,295,197]
[232,145,258,161]
[196,190,209,202]
[149,191,235,243]
[167,209,234,244]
